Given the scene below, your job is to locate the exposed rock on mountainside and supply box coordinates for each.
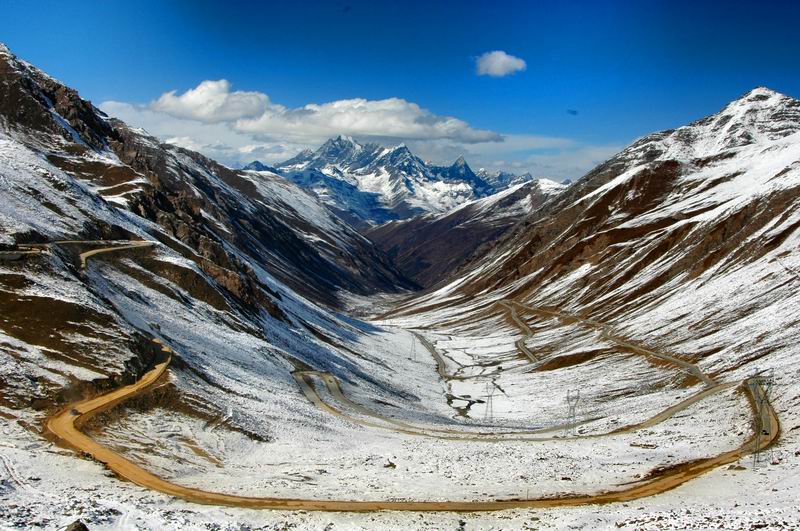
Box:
[366,179,566,287]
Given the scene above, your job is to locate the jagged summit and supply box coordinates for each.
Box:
[274,136,509,226]
[242,160,278,172]
[315,136,359,162]
[611,86,800,169]
[477,168,536,189]
[320,134,362,153]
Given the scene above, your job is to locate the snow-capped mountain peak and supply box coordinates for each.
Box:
[476,168,537,189]
[272,137,517,226]
[610,86,800,175]
[317,134,363,159]
[242,160,278,172]
[711,86,799,143]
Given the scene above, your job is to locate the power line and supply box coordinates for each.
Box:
[565,389,581,436]
[750,367,774,469]
[484,382,495,422]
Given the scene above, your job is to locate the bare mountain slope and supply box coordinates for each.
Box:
[365,179,566,287]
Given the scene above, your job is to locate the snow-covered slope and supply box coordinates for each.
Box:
[0,44,412,307]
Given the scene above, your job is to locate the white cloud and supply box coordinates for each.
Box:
[102,90,622,180]
[146,80,500,143]
[476,51,527,77]
[100,100,311,164]
[235,97,502,143]
[150,80,270,123]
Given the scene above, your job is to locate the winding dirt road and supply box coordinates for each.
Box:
[412,332,449,380]
[47,356,778,511]
[4,240,155,268]
[72,240,155,269]
[41,246,780,511]
[499,301,539,363]
[511,302,716,387]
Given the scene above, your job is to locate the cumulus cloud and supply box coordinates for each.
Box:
[476,51,527,77]
[102,83,619,180]
[147,81,500,143]
[100,100,311,164]
[150,80,270,123]
[234,97,501,143]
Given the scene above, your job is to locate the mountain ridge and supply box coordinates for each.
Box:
[0,42,414,306]
[392,84,800,313]
[244,135,553,227]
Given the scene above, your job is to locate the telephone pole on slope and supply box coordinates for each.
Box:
[484,382,495,422]
[564,389,581,436]
[751,368,775,469]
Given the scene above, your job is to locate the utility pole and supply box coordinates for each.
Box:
[751,368,774,468]
[565,389,581,436]
[410,336,416,361]
[484,382,495,422]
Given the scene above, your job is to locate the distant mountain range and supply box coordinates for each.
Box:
[2,40,799,528]
[242,136,555,227]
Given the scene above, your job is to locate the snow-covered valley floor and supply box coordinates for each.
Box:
[2,292,798,530]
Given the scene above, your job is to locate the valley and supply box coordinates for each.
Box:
[0,40,798,531]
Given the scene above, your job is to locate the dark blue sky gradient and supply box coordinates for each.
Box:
[1,0,798,146]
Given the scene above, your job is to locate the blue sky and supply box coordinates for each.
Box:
[2,0,799,177]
